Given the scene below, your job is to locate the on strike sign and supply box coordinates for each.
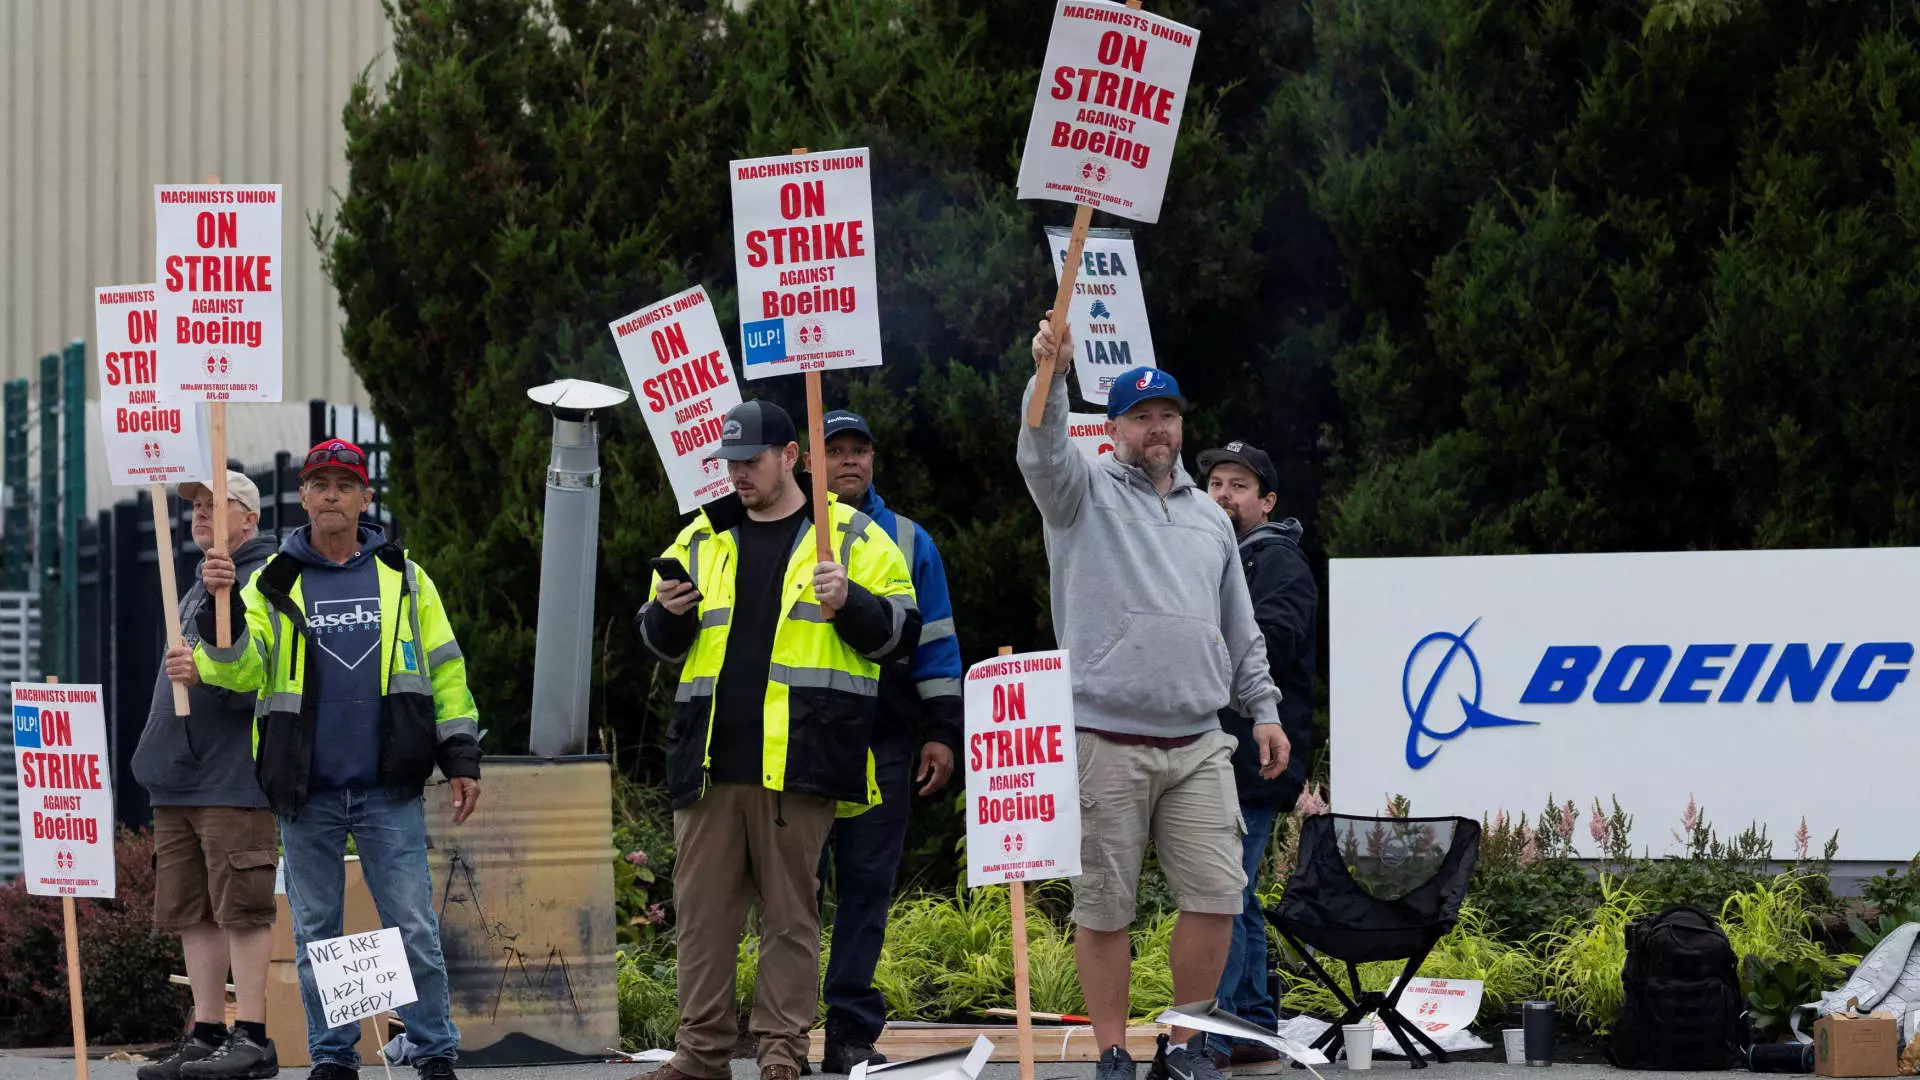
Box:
[1016,0,1200,223]
[964,651,1080,888]
[10,683,115,899]
[95,285,209,487]
[154,184,283,402]
[306,927,419,1028]
[730,149,882,378]
[610,285,743,512]
[1047,226,1155,406]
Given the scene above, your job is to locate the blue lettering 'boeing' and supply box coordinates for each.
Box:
[1403,619,1535,770]
[1402,625,1914,770]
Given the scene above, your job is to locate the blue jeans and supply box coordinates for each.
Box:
[282,787,460,1068]
[818,733,915,1041]
[1208,800,1281,1057]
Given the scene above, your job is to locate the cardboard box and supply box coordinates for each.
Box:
[1816,1012,1900,1077]
[266,856,392,1066]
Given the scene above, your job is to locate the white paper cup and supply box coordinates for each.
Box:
[1504,1028,1527,1065]
[1343,1024,1374,1071]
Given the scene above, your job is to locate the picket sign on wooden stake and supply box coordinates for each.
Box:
[1025,0,1145,428]
[994,645,1039,1080]
[42,674,92,1080]
[149,488,191,714]
[199,172,234,649]
[791,145,840,619]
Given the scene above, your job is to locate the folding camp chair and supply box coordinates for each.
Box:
[1263,814,1481,1069]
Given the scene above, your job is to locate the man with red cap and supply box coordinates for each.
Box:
[181,439,481,1080]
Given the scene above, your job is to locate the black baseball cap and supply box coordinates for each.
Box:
[706,399,799,462]
[822,410,875,446]
[1197,440,1280,496]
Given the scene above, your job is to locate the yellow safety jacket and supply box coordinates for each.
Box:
[639,492,917,813]
[194,543,481,818]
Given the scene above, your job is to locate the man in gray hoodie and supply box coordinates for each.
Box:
[133,471,281,1080]
[1019,317,1288,1080]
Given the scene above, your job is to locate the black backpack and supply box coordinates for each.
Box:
[1606,905,1748,1069]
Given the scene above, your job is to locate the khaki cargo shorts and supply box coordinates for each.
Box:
[1071,728,1246,932]
[152,805,279,930]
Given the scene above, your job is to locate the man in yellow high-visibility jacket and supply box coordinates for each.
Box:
[634,400,918,1080]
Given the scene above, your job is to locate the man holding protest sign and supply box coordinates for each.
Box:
[181,440,481,1080]
[634,399,917,1080]
[137,472,280,1080]
[807,409,963,1073]
[1196,442,1318,1072]
[1018,320,1288,1080]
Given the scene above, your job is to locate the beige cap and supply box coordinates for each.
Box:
[178,470,261,514]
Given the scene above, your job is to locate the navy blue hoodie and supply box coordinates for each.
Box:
[282,524,388,791]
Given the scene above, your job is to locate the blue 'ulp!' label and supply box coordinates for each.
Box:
[743,319,787,366]
[13,704,41,748]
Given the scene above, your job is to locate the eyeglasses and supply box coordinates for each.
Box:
[304,446,366,470]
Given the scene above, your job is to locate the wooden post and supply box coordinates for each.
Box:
[150,485,191,715]
[46,674,89,1080]
[202,172,232,648]
[1026,0,1145,429]
[998,645,1037,1080]
[792,145,839,619]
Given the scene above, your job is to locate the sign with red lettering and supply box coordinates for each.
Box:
[154,184,284,403]
[610,285,743,512]
[95,284,211,487]
[1016,0,1200,223]
[729,149,882,379]
[10,683,115,899]
[1047,227,1156,406]
[1068,412,1115,463]
[963,650,1080,888]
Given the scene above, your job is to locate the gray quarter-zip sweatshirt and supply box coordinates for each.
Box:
[1016,372,1281,738]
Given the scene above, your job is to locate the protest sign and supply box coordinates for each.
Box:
[610,285,743,512]
[306,927,419,1029]
[1045,227,1155,407]
[11,683,115,899]
[730,148,882,378]
[95,286,211,487]
[965,650,1080,888]
[1016,0,1200,224]
[154,185,283,403]
[1067,413,1114,463]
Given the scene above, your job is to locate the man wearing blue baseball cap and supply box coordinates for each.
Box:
[1018,315,1289,1080]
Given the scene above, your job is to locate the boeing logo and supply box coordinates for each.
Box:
[1402,621,1913,770]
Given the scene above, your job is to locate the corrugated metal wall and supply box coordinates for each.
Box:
[2,0,393,404]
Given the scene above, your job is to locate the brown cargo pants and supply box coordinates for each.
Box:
[672,783,837,1078]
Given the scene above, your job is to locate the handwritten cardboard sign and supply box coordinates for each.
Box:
[304,927,418,1029]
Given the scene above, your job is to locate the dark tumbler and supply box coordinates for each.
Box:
[1522,1000,1556,1066]
[1747,1043,1815,1073]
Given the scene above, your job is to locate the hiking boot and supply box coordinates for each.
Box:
[1160,1035,1226,1080]
[763,1065,802,1080]
[137,1033,222,1080]
[416,1059,459,1080]
[179,1028,278,1080]
[307,1065,358,1080]
[821,1020,885,1076]
[1098,1043,1139,1080]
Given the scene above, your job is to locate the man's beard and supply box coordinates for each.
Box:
[1119,442,1178,479]
[1218,502,1247,532]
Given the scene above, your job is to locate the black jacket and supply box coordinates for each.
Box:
[1220,518,1318,809]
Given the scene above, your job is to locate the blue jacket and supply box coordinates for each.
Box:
[858,487,963,750]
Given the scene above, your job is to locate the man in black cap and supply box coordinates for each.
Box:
[808,409,963,1073]
[1194,440,1318,1072]
[635,399,919,1080]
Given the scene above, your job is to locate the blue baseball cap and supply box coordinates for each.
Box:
[821,409,875,446]
[1105,366,1187,419]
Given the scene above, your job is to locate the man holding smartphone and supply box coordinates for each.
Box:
[634,399,919,1080]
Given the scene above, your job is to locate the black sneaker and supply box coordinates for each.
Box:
[1098,1043,1138,1080]
[179,1028,278,1080]
[417,1058,460,1080]
[820,1040,884,1075]
[307,1065,359,1080]
[1161,1035,1226,1080]
[137,1035,221,1080]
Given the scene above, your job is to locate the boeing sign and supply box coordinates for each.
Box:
[1337,548,1920,860]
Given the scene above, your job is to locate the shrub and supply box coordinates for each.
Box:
[1534,877,1649,1033]
[617,949,680,1051]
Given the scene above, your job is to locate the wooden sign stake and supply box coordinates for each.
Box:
[1026,0,1145,429]
[44,674,90,1080]
[792,146,839,619]
[998,645,1037,1080]
[201,172,232,649]
[150,485,191,715]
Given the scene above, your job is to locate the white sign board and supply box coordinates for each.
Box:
[10,683,115,898]
[610,285,743,512]
[305,927,419,1029]
[1047,227,1155,406]
[964,650,1081,887]
[1371,978,1481,1048]
[1068,412,1114,463]
[95,285,210,487]
[850,1036,993,1080]
[730,149,882,378]
[1016,0,1200,223]
[154,184,283,402]
[1332,549,1920,859]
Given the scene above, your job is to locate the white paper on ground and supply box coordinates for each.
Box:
[1157,1002,1330,1066]
[1276,1015,1490,1056]
[850,1035,993,1080]
[605,1048,676,1063]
